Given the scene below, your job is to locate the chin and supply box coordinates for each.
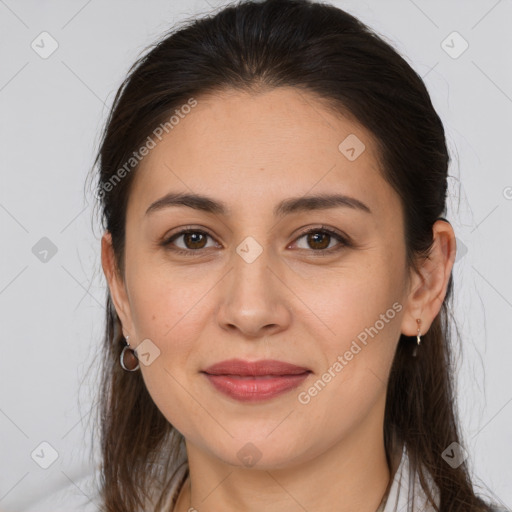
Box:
[204,434,309,471]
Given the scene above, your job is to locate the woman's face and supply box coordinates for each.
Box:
[105,87,415,469]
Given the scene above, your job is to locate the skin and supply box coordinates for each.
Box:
[101,87,456,512]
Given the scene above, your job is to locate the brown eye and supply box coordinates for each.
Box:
[162,229,217,255]
[304,231,331,250]
[292,227,351,255]
[161,226,351,257]
[181,232,208,250]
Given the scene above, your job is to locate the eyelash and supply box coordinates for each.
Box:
[161,225,352,257]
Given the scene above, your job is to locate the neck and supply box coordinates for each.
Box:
[174,394,394,512]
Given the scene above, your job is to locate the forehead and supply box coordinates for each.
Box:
[128,87,397,223]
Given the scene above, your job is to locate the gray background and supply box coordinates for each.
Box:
[0,0,511,510]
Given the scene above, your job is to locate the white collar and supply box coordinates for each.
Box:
[377,443,440,512]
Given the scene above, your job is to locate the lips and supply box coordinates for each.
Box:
[202,358,310,376]
[201,359,311,402]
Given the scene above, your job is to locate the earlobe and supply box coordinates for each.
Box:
[101,231,134,337]
[400,219,456,338]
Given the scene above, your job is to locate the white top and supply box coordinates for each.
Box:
[378,443,439,512]
[21,444,503,512]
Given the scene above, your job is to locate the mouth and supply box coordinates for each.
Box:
[201,359,312,402]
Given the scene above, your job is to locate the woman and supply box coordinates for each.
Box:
[93,0,503,510]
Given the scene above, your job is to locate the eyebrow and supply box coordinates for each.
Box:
[145,192,372,217]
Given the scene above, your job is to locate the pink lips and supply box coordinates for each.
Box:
[202,358,311,402]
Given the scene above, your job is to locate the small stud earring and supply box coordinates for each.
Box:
[412,319,422,358]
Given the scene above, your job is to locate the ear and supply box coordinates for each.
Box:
[400,219,457,337]
[101,231,135,338]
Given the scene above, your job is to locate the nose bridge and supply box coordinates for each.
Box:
[216,232,291,336]
[232,233,275,299]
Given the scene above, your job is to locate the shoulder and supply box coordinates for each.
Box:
[382,444,510,512]
[21,459,189,512]
[383,443,439,512]
[163,460,189,511]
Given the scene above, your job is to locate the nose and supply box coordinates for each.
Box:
[216,242,292,339]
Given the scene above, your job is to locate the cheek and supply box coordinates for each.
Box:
[302,258,404,386]
[127,258,212,345]
[301,260,402,339]
[126,264,212,435]
[293,274,402,442]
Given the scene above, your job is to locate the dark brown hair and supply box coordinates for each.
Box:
[87,0,500,510]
